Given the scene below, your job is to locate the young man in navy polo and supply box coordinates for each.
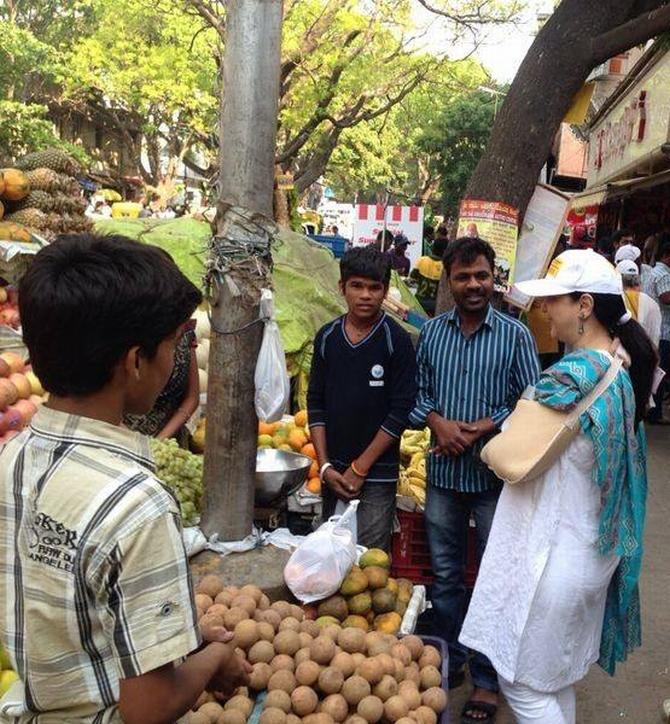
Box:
[308,247,417,551]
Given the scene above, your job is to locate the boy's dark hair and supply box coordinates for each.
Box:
[442,236,495,276]
[340,246,391,286]
[658,238,670,260]
[19,233,202,397]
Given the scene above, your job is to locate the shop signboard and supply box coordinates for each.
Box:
[457,199,519,292]
[588,50,670,186]
[352,204,424,268]
[506,185,570,311]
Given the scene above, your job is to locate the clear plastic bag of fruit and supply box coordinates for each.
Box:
[255,289,290,423]
[284,500,359,603]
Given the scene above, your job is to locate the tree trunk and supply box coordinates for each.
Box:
[200,0,283,541]
[435,0,670,314]
[273,165,291,226]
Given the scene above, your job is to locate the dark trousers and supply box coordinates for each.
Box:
[424,485,501,693]
[322,480,397,552]
[650,339,670,421]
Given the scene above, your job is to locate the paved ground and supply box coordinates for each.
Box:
[448,425,670,724]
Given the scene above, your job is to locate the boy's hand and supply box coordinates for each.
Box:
[207,644,252,696]
[324,467,355,500]
[200,623,234,645]
[342,467,365,497]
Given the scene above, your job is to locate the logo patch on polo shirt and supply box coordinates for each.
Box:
[371,364,384,379]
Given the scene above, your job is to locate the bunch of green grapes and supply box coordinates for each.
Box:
[150,438,203,526]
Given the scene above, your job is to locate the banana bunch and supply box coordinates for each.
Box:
[398,429,430,507]
[400,427,430,460]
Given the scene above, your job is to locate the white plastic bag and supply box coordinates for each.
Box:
[255,289,290,422]
[284,500,360,603]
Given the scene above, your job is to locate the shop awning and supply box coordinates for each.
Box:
[569,167,670,210]
[568,186,607,211]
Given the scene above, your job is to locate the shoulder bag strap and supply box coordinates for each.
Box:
[564,356,623,430]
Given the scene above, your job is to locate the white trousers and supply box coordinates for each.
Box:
[499,677,576,724]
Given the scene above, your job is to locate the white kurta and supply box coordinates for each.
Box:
[459,434,620,693]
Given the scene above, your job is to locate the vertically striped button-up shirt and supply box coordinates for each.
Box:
[0,407,200,723]
[409,305,540,493]
[648,261,670,341]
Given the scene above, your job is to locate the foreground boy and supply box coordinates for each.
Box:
[0,234,250,723]
[307,247,417,551]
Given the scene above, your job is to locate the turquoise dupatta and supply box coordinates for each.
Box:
[533,349,647,675]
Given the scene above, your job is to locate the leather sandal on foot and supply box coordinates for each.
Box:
[461,699,497,723]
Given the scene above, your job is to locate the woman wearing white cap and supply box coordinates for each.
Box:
[459,249,657,723]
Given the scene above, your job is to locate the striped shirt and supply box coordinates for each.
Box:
[0,407,200,723]
[647,261,670,341]
[409,305,541,493]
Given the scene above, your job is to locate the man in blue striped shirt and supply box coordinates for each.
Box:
[409,237,540,722]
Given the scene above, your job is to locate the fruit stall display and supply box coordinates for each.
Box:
[0,149,92,240]
[0,643,18,700]
[151,438,204,527]
[187,575,446,724]
[0,285,20,330]
[300,549,414,637]
[396,430,430,509]
[0,351,45,444]
[152,407,318,527]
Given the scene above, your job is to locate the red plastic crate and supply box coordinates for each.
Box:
[391,509,479,587]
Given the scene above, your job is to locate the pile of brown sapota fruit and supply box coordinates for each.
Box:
[188,576,447,724]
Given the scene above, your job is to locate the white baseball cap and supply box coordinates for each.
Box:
[614,244,641,264]
[616,259,639,276]
[515,249,623,298]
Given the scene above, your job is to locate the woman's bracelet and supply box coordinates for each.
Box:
[319,462,333,482]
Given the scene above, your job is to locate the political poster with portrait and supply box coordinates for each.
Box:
[505,184,570,311]
[457,200,519,292]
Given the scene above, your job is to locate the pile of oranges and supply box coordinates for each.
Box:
[258,411,321,495]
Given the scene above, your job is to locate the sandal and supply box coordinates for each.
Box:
[461,699,497,723]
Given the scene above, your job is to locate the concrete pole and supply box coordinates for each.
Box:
[201,0,283,540]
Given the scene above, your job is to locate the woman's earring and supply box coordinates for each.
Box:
[578,317,585,335]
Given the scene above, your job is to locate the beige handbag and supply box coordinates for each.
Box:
[480,357,622,485]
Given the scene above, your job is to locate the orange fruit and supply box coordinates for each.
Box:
[288,429,308,452]
[301,443,317,460]
[306,477,321,494]
[258,421,275,436]
[294,410,308,428]
[309,460,319,479]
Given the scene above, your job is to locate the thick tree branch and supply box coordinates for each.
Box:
[276,29,365,164]
[591,4,670,64]
[184,0,225,39]
[294,126,344,193]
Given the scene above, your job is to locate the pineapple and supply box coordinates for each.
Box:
[51,193,85,215]
[58,214,76,232]
[11,190,54,213]
[5,208,49,230]
[56,175,80,195]
[25,168,60,193]
[16,148,81,176]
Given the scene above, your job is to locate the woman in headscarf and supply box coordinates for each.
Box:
[460,249,657,723]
